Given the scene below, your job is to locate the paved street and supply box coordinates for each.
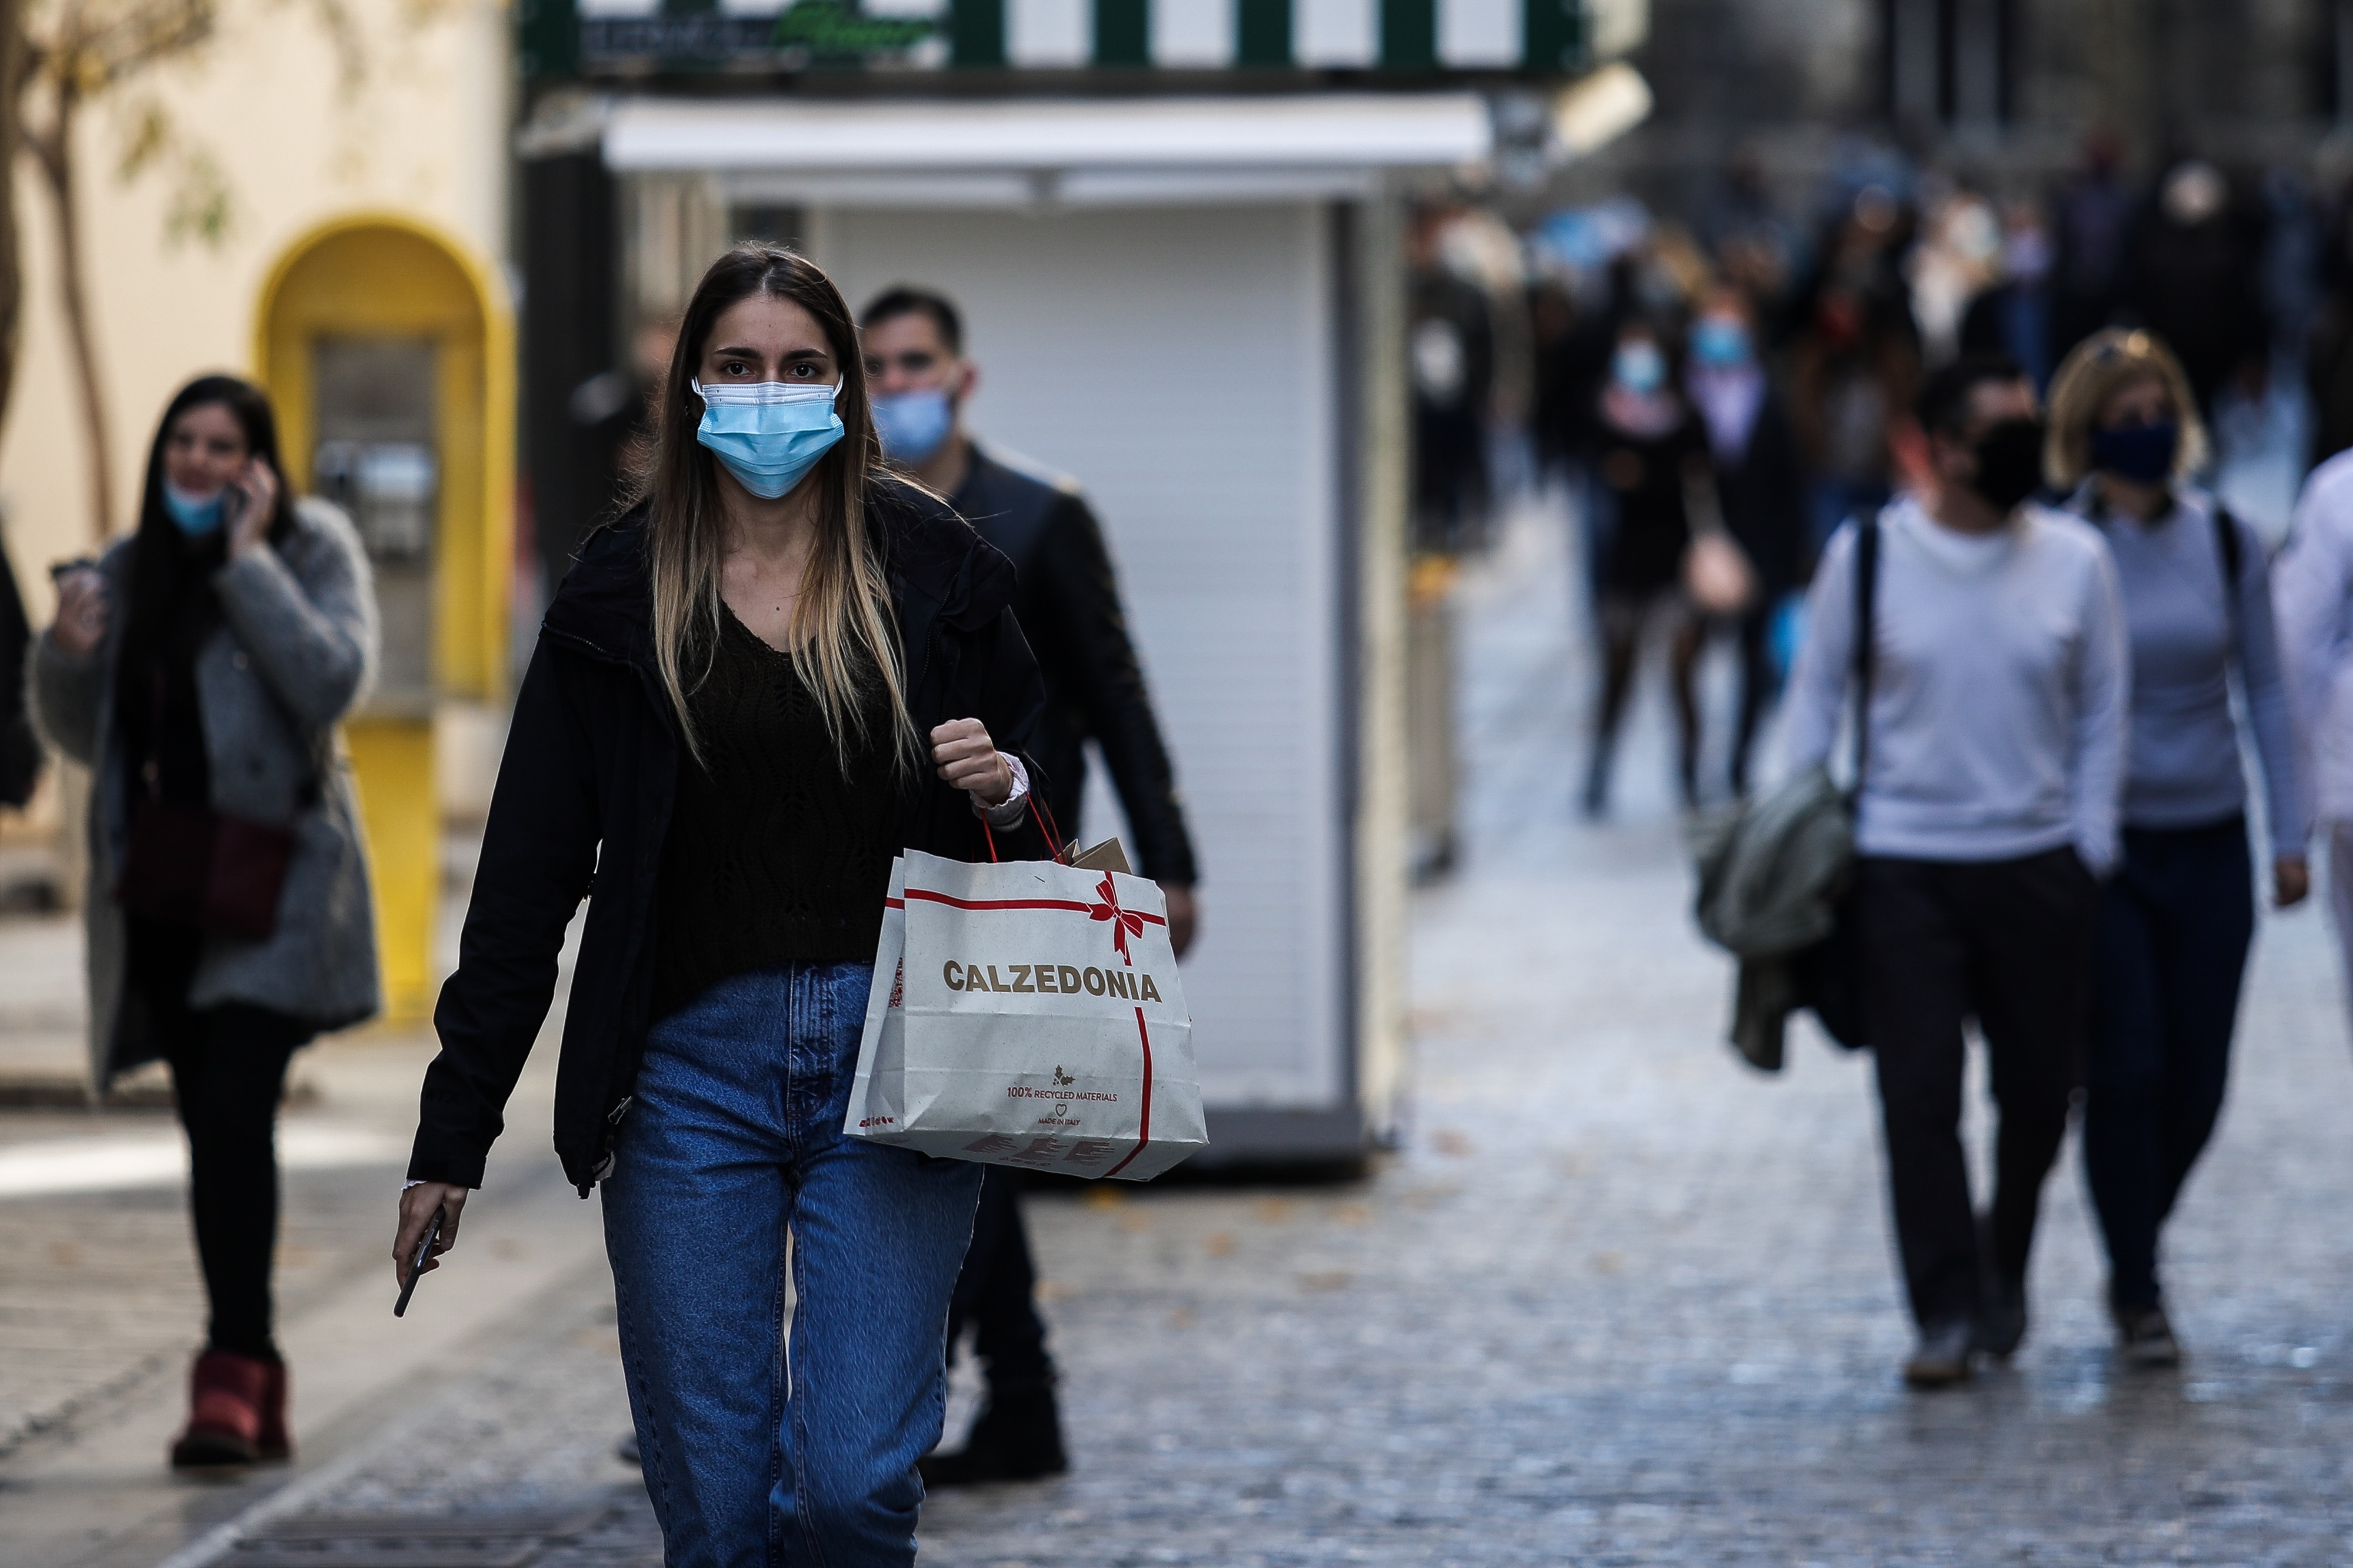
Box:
[8,493,2353,1564]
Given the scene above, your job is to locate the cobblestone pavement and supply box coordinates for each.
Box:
[13,493,2353,1565]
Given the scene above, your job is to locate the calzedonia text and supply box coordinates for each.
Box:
[944,960,1162,1002]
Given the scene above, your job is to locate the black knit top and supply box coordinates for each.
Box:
[651,606,896,1017]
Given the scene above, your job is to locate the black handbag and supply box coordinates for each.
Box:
[1792,514,1880,1051]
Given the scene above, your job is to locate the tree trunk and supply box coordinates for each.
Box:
[0,0,28,439]
[32,85,112,545]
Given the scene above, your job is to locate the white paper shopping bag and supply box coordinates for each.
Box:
[844,848,1205,1181]
[848,856,909,1137]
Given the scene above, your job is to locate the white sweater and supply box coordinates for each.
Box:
[2276,450,2353,825]
[1779,496,2131,872]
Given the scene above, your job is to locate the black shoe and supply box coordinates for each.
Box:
[2114,1302,2182,1369]
[1976,1277,2028,1357]
[920,1381,1068,1486]
[1904,1317,1977,1388]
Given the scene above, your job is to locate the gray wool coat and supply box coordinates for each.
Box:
[29,499,382,1089]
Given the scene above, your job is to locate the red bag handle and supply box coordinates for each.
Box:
[977,787,1064,865]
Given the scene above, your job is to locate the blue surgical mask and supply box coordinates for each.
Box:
[1613,342,1667,394]
[873,388,955,465]
[1691,318,1752,369]
[2088,421,2180,485]
[163,483,225,536]
[692,379,844,499]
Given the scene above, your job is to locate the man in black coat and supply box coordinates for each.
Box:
[860,285,1201,1484]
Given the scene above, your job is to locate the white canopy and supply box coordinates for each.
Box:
[602,92,1492,206]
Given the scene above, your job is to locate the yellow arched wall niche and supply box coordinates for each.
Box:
[255,215,515,1022]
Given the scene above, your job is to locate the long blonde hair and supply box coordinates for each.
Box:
[635,243,915,774]
[2044,328,2209,491]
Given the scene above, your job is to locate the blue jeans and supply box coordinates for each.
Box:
[602,962,985,1568]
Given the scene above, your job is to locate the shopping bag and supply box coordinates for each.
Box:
[846,848,1204,1181]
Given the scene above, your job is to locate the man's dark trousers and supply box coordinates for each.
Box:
[1857,848,2099,1327]
[2082,817,2255,1312]
[945,1167,1051,1387]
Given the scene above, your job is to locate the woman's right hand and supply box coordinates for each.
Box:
[49,569,106,658]
[393,1181,471,1287]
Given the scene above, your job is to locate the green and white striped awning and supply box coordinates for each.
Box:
[528,0,1630,78]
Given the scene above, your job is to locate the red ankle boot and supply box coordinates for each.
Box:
[169,1350,272,1469]
[256,1359,292,1463]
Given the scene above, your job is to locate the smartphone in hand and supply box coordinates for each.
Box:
[394,1207,444,1319]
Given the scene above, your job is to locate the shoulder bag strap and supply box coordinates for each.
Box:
[2212,501,2244,653]
[1849,516,1880,798]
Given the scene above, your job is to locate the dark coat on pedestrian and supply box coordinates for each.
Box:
[408,479,1052,1195]
[951,446,1198,886]
[1594,399,1705,600]
[1706,389,1808,600]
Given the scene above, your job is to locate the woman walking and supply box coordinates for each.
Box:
[396,244,1051,1567]
[2049,329,2308,1365]
[32,375,379,1467]
[1582,318,1708,815]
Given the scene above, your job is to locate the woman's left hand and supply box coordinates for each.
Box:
[2276,854,2311,909]
[931,718,1012,806]
[225,459,279,558]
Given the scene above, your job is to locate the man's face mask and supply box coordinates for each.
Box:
[692,379,844,499]
[1965,416,2048,515]
[873,388,955,465]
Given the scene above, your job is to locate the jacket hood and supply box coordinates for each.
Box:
[539,476,1013,666]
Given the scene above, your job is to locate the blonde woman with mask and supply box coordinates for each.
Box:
[396,245,1052,1566]
[2050,328,2307,1367]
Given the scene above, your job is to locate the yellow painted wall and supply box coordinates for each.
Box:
[345,716,439,1019]
[0,0,509,607]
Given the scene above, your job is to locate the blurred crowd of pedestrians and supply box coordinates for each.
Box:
[1408,131,2353,815]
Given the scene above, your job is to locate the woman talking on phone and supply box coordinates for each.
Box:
[32,375,380,1469]
[396,244,1049,1567]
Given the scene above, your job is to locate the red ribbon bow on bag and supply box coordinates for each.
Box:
[1088,873,1149,966]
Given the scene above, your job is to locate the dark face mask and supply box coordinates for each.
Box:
[2088,420,2179,485]
[1967,417,2048,515]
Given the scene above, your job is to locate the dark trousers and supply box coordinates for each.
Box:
[1729,606,1778,797]
[2083,818,2254,1310]
[1858,849,2098,1326]
[161,1002,312,1360]
[945,1168,1053,1391]
[1590,590,1701,803]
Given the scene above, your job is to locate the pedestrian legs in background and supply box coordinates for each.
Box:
[923,1167,1069,1486]
[601,963,984,1568]
[2329,822,2353,1032]
[1857,850,2098,1387]
[1585,590,1702,817]
[2083,819,2254,1368]
[1728,606,1779,798]
[161,1000,311,1469]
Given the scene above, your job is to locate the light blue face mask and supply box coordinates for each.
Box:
[692,379,844,499]
[163,483,226,536]
[872,388,955,465]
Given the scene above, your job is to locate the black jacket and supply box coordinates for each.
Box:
[1708,389,1808,600]
[952,447,1198,886]
[409,479,1051,1193]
